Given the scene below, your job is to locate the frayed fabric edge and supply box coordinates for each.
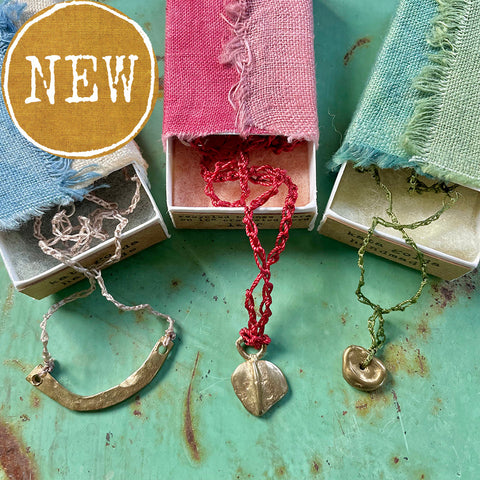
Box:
[0,192,89,231]
[162,131,319,152]
[329,142,418,172]
[0,151,100,231]
[43,151,100,200]
[413,156,480,189]
[401,0,471,158]
[220,0,252,136]
[0,0,25,47]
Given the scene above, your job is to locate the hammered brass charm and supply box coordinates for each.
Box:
[26,337,174,411]
[342,345,386,392]
[231,338,288,416]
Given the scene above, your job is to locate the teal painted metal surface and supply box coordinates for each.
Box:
[1,1,479,478]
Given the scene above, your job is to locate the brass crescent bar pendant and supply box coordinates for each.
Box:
[26,337,174,411]
[231,338,288,416]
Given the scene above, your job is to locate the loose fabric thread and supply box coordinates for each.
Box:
[33,173,175,375]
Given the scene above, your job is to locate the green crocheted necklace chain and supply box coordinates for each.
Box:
[342,167,458,392]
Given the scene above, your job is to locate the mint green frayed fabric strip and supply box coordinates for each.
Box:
[402,0,480,189]
[330,0,437,172]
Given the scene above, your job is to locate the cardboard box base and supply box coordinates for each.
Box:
[19,221,167,299]
[171,211,317,229]
[320,215,471,280]
[166,137,317,230]
[319,164,480,281]
[0,164,169,299]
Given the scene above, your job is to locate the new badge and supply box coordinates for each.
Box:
[2,1,157,159]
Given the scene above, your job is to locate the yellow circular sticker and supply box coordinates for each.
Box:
[2,1,158,159]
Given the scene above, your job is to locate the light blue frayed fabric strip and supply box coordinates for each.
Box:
[330,0,437,172]
[0,1,98,231]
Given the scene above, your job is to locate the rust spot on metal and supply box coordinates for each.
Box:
[311,458,322,475]
[431,283,455,308]
[171,279,180,288]
[432,398,442,415]
[158,76,164,99]
[450,269,477,297]
[416,319,431,339]
[3,359,29,374]
[342,410,347,415]
[29,393,40,409]
[0,420,37,479]
[275,465,286,476]
[131,395,143,416]
[384,343,429,377]
[105,432,116,448]
[393,456,400,464]
[19,415,29,422]
[343,37,371,66]
[384,345,407,373]
[184,351,201,462]
[355,402,368,413]
[392,389,401,413]
[204,277,215,288]
[416,349,427,376]
[134,311,145,323]
[234,466,253,479]
[430,271,478,310]
[2,284,15,317]
[353,390,391,416]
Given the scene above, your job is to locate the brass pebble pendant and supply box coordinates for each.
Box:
[231,338,288,416]
[342,345,387,392]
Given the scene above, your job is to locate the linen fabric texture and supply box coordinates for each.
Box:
[162,0,319,145]
[0,0,147,231]
[330,0,437,172]
[403,0,480,188]
[332,0,480,190]
[14,0,54,26]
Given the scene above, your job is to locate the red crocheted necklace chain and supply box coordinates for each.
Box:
[191,135,299,416]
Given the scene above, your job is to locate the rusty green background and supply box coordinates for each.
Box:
[1,0,479,478]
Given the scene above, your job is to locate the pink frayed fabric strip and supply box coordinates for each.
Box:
[163,0,318,145]
[163,0,238,143]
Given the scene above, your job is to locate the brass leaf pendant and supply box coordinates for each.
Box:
[231,338,288,416]
[342,345,387,392]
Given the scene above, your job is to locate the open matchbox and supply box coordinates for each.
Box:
[319,163,480,280]
[0,163,169,299]
[166,137,317,230]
